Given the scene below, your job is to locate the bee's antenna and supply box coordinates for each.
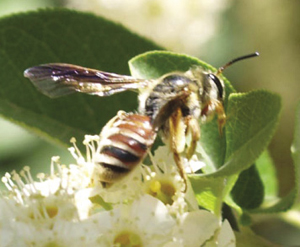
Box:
[216,52,259,75]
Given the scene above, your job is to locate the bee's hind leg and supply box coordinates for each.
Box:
[185,117,200,160]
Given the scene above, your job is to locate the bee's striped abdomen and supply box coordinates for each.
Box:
[97,112,156,184]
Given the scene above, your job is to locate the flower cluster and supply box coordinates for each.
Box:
[0,135,235,246]
[66,0,230,55]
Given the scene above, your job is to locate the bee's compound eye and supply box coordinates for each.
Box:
[208,74,224,99]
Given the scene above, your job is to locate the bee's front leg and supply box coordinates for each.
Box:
[215,101,226,135]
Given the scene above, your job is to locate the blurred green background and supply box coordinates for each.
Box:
[0,0,299,245]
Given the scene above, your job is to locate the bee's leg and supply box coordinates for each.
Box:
[169,109,188,192]
[215,102,226,135]
[185,117,200,160]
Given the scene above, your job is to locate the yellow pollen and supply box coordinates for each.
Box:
[148,180,176,205]
[150,180,161,193]
[44,241,61,247]
[113,231,142,247]
[46,205,59,218]
[29,203,59,219]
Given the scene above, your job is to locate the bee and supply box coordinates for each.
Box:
[24,52,259,190]
[95,111,156,186]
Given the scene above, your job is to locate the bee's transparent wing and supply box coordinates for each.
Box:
[24,63,150,98]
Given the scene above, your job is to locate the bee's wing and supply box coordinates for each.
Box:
[24,63,150,98]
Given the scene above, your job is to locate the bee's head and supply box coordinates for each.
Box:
[189,52,259,106]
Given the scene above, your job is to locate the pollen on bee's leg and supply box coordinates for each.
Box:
[185,117,200,160]
[173,152,188,192]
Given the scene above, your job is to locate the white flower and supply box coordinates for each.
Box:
[217,220,236,247]
[142,146,200,216]
[0,160,99,246]
[0,135,236,246]
[1,163,79,222]
[202,220,236,247]
[90,195,176,246]
[167,210,219,247]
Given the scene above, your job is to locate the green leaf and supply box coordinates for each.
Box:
[255,150,278,198]
[231,151,278,212]
[249,100,300,214]
[233,101,300,214]
[230,151,279,211]
[129,50,218,78]
[0,9,161,147]
[230,150,296,214]
[206,90,281,178]
[189,175,227,216]
[199,91,281,213]
[250,189,296,213]
[231,164,264,209]
[228,150,295,215]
